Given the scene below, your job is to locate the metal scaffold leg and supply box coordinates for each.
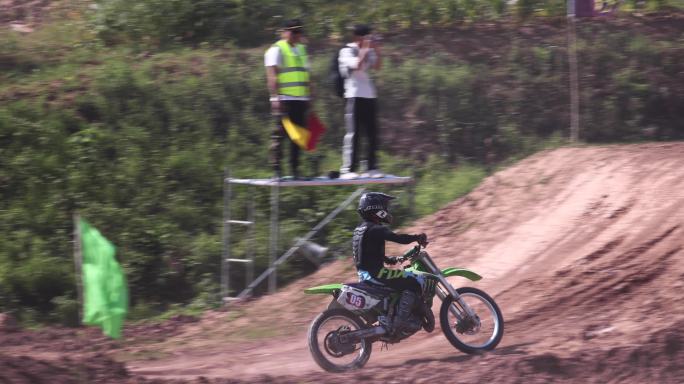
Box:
[221,169,230,299]
[268,183,279,294]
[247,189,255,286]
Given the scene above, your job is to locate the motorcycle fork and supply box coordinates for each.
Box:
[419,253,477,322]
[436,284,466,322]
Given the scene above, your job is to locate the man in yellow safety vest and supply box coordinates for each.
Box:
[264,19,312,180]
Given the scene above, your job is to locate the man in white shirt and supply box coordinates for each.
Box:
[264,19,311,179]
[338,24,383,179]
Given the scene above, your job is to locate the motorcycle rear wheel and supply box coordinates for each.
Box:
[440,286,504,354]
[308,308,373,372]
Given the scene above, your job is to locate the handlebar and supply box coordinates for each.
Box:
[397,244,422,263]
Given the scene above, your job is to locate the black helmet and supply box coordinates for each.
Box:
[358,192,396,224]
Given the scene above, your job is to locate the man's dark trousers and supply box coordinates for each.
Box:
[342,97,378,173]
[271,100,308,177]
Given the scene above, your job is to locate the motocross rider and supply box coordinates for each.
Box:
[352,192,433,334]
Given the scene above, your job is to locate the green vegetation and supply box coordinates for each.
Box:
[414,160,487,217]
[90,0,683,48]
[1,1,682,325]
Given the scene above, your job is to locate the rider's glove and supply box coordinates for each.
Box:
[416,233,428,246]
[385,257,399,265]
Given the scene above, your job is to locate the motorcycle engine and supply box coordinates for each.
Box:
[390,313,423,341]
[404,314,423,334]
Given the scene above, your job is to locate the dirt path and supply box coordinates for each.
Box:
[123,143,684,383]
[2,143,683,383]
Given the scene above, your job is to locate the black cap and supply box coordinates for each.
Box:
[283,19,303,31]
[352,24,372,37]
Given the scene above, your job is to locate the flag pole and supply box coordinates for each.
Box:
[567,0,581,142]
[73,212,83,326]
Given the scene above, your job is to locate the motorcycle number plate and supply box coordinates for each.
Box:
[337,286,381,311]
[345,292,366,309]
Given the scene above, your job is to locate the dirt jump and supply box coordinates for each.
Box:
[2,142,683,383]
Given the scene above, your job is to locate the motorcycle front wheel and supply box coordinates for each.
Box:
[307,308,372,372]
[440,286,504,354]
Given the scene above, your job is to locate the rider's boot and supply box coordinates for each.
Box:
[394,290,420,334]
[422,301,435,333]
[378,315,391,333]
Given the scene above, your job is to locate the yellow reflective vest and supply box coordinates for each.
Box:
[274,40,310,97]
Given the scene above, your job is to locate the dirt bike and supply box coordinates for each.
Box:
[304,244,504,372]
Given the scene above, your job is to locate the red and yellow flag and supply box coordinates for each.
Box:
[282,112,326,151]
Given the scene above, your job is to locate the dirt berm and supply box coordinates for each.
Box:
[2,143,683,383]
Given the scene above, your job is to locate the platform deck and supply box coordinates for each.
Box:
[226,175,413,187]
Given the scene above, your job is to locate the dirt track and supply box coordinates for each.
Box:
[2,143,683,383]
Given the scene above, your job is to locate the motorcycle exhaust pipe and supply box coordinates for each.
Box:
[339,325,386,344]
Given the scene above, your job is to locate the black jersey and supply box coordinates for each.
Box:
[352,221,420,276]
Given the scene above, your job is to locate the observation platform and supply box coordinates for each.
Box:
[226,174,413,187]
[222,173,414,301]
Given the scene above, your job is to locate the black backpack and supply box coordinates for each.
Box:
[329,46,346,98]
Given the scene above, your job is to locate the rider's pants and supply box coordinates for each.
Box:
[358,268,422,295]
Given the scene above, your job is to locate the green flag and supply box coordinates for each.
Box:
[79,218,128,339]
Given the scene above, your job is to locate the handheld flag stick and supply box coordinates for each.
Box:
[73,212,83,326]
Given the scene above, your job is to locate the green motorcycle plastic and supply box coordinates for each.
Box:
[304,245,504,373]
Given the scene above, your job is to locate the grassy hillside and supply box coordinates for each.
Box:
[0,1,682,324]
